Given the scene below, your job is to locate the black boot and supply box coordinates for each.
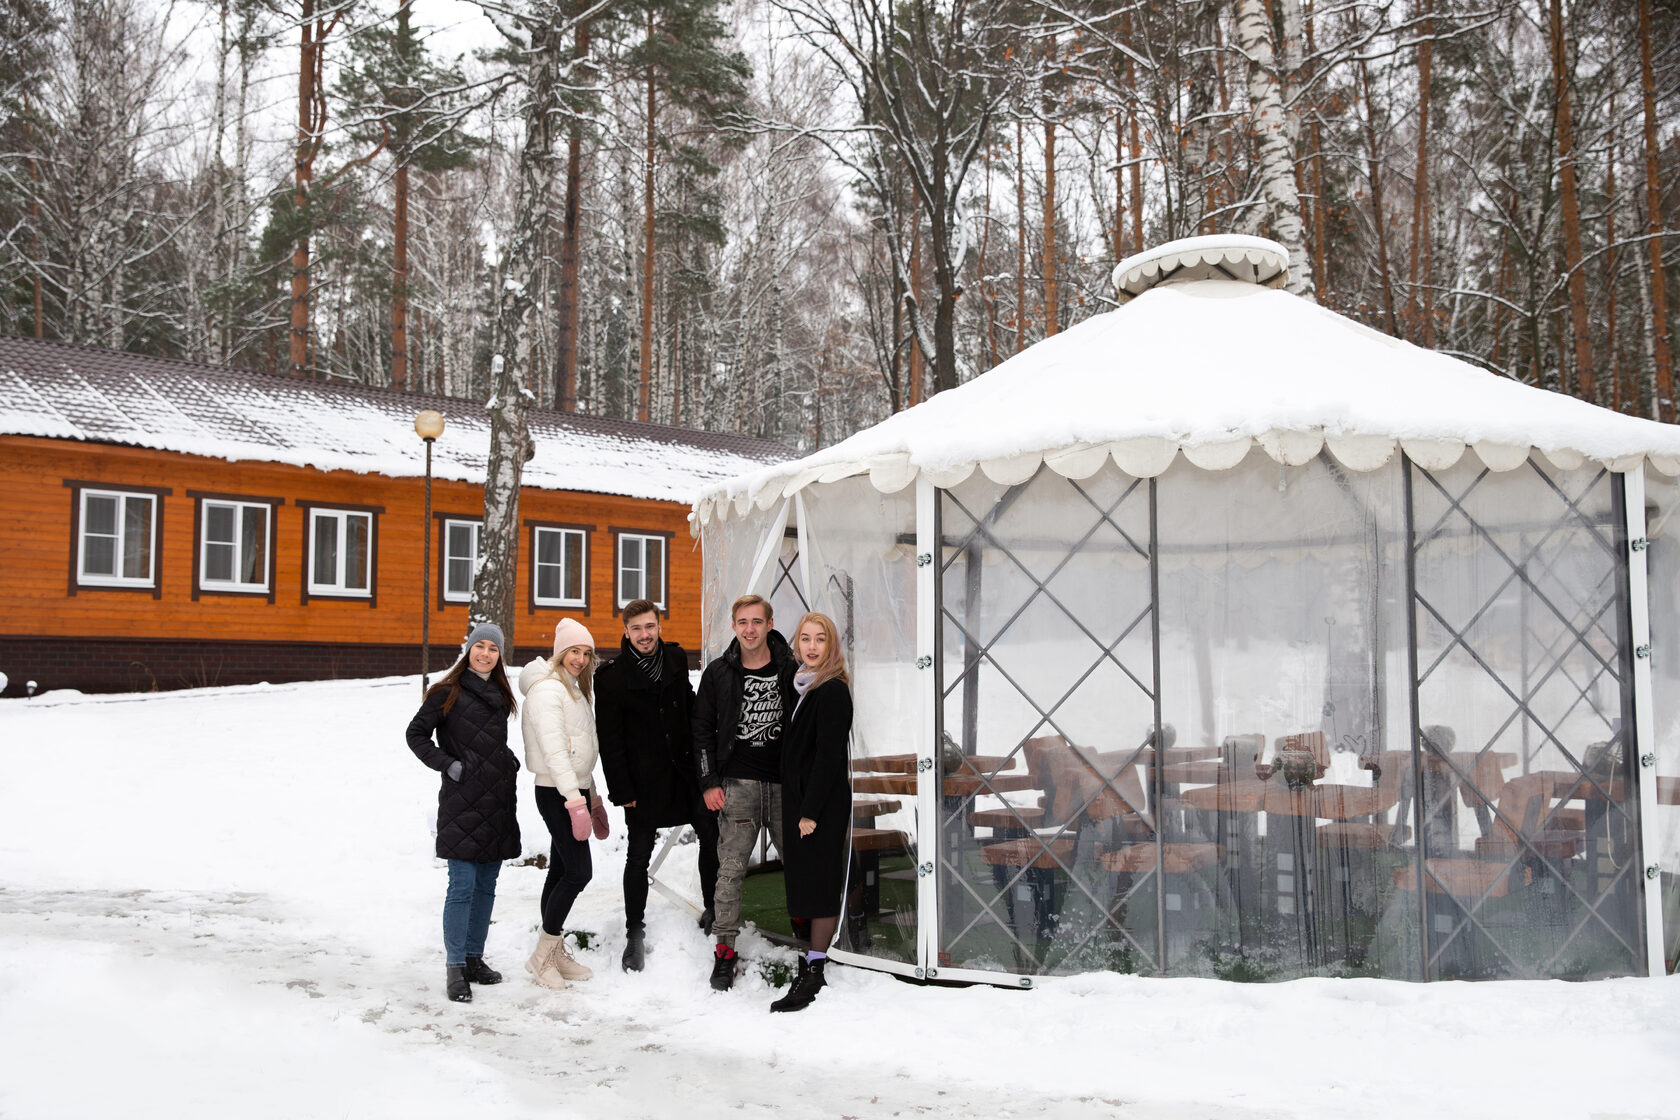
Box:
[622,930,646,973]
[770,958,826,1013]
[710,943,737,991]
[446,966,472,1003]
[463,956,502,985]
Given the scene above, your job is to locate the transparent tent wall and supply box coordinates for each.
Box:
[1406,456,1642,979]
[798,478,922,967]
[1155,450,1413,980]
[699,501,790,661]
[919,450,1647,983]
[1642,465,1680,973]
[936,464,1159,976]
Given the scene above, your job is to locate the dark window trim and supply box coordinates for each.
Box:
[609,526,673,618]
[62,480,171,599]
[297,501,384,607]
[435,513,483,610]
[188,490,284,603]
[524,519,595,616]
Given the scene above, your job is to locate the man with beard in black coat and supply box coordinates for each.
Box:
[595,598,718,972]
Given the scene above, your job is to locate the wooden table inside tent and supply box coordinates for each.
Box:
[851,798,903,824]
[1526,771,1680,805]
[851,753,1018,775]
[851,772,1038,797]
[1176,778,1403,820]
[1175,762,1408,968]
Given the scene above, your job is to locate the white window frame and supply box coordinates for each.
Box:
[76,488,156,588]
[616,532,667,610]
[532,526,588,608]
[442,518,483,603]
[307,508,374,598]
[199,498,272,593]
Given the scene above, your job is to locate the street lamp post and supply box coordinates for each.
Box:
[415,409,445,694]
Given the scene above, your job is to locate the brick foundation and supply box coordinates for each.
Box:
[0,637,696,698]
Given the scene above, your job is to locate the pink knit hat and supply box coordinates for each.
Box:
[552,618,595,656]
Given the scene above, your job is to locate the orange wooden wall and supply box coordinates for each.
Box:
[0,435,701,653]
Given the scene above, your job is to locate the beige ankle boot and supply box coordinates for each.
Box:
[525,931,569,989]
[550,937,593,982]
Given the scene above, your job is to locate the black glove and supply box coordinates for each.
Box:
[447,760,463,782]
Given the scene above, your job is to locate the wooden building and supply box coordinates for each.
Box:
[0,336,791,696]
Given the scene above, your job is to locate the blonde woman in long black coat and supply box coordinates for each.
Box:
[771,611,853,1013]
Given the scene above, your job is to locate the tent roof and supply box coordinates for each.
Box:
[694,237,1680,529]
[0,335,792,504]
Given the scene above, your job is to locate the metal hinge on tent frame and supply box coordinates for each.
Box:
[916,656,932,669]
[916,552,933,567]
[1630,537,1649,552]
[916,861,934,877]
[1636,644,1652,660]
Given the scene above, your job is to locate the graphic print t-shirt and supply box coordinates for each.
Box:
[722,662,784,782]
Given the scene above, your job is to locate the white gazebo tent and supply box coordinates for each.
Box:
[692,236,1680,985]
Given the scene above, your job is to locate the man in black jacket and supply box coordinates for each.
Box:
[596,599,718,973]
[692,593,798,990]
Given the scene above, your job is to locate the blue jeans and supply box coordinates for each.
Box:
[443,858,502,967]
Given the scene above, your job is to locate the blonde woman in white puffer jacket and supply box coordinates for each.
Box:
[517,617,608,988]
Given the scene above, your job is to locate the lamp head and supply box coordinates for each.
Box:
[414,410,445,441]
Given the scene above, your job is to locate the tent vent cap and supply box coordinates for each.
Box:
[1112,235,1290,303]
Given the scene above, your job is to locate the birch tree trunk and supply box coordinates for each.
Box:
[1236,0,1314,299]
[555,13,590,412]
[1015,117,1027,353]
[638,11,656,423]
[470,10,569,647]
[908,220,924,407]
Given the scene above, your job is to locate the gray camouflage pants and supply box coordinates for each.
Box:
[711,777,784,946]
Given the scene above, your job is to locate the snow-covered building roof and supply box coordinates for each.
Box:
[0,336,793,504]
[693,235,1680,528]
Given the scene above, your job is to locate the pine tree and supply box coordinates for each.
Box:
[619,0,750,421]
[337,0,480,389]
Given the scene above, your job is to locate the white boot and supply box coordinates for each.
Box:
[525,932,569,989]
[550,937,593,982]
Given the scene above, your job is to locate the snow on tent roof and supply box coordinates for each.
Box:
[0,336,793,504]
[693,236,1680,529]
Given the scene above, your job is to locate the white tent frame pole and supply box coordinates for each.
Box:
[915,475,941,978]
[646,825,702,917]
[1623,469,1665,976]
[744,498,793,597]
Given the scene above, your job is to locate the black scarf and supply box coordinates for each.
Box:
[633,643,665,684]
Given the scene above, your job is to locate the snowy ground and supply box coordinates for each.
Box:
[2,677,1677,1120]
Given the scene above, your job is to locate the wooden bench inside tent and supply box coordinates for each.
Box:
[1394,770,1588,899]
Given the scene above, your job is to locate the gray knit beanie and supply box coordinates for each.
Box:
[463,621,505,655]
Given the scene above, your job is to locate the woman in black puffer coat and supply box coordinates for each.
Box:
[406,621,522,1004]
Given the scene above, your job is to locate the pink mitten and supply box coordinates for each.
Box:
[565,797,590,841]
[590,799,610,840]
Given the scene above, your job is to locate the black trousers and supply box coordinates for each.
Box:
[623,791,719,933]
[535,784,595,936]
